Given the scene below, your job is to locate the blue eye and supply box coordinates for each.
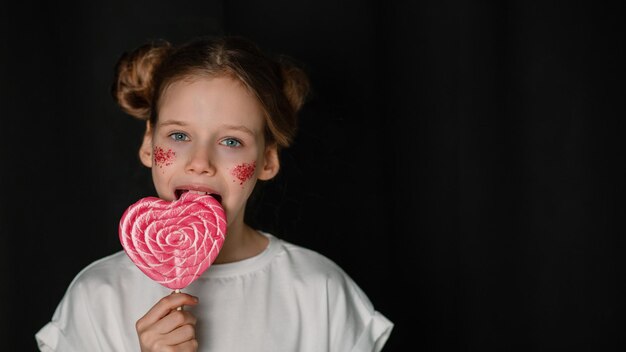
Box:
[220,138,242,148]
[169,132,189,141]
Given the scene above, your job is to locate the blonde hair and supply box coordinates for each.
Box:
[112,36,310,148]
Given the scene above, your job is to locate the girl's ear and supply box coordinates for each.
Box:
[139,121,153,168]
[257,144,280,181]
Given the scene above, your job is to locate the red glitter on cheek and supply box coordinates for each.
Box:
[231,162,256,185]
[153,146,176,168]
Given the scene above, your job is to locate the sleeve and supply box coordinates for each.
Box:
[35,279,104,351]
[351,311,394,352]
[327,270,394,352]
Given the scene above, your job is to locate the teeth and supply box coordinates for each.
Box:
[188,190,208,195]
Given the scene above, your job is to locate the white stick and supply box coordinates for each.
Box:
[174,289,183,311]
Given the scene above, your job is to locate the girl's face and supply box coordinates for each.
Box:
[139,76,279,229]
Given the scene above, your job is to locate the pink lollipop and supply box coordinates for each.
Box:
[119,192,227,290]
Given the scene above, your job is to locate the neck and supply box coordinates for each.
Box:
[213,219,268,264]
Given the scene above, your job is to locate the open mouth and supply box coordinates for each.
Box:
[175,189,222,204]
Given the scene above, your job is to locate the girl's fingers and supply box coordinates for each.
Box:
[173,338,199,352]
[139,312,197,350]
[136,293,198,332]
[160,322,197,346]
[150,310,197,335]
[136,295,199,351]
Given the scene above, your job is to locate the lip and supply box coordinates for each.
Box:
[174,184,222,201]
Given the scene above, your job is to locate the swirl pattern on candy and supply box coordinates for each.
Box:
[119,192,227,290]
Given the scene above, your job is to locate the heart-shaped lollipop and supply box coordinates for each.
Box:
[119,192,227,290]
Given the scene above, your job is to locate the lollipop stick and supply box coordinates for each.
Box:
[173,289,183,311]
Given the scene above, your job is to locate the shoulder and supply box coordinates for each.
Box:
[55,250,159,325]
[76,250,133,274]
[269,235,394,351]
[64,251,144,295]
[271,236,371,304]
[71,251,132,279]
[275,237,348,280]
[37,251,153,351]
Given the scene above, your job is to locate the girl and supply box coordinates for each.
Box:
[36,35,393,351]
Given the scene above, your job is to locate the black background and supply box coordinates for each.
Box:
[1,1,625,351]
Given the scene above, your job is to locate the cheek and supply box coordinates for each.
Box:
[154,146,176,168]
[231,162,256,186]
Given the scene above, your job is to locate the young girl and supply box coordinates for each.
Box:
[36,35,393,351]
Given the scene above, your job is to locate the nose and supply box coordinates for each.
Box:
[185,145,216,175]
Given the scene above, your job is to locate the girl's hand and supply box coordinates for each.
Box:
[136,293,199,352]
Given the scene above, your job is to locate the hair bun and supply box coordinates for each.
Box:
[112,40,172,120]
[280,59,310,113]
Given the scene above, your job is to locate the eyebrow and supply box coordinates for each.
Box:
[158,120,188,127]
[221,124,256,137]
[158,120,256,137]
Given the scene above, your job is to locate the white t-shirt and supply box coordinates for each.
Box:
[36,233,393,351]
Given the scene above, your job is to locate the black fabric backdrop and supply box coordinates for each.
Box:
[1,1,624,351]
